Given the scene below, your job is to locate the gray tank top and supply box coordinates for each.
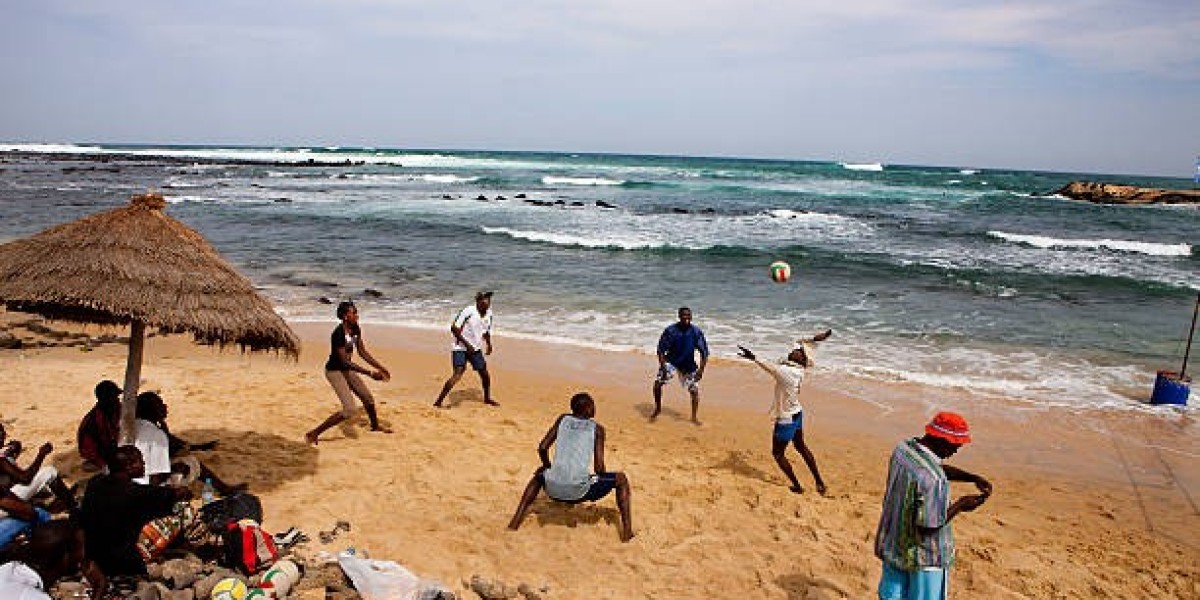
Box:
[544,416,596,501]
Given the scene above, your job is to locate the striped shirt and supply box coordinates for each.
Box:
[874,438,955,570]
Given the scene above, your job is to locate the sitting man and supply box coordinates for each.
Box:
[0,423,77,515]
[507,392,634,542]
[0,490,49,555]
[79,446,191,577]
[0,520,92,600]
[77,380,123,472]
[132,392,244,494]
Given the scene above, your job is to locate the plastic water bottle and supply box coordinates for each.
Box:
[201,478,215,505]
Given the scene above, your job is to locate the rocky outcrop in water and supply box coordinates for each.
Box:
[1055,181,1200,205]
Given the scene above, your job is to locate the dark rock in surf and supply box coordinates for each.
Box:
[1054,181,1200,205]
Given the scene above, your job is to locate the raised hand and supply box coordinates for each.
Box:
[737,345,756,360]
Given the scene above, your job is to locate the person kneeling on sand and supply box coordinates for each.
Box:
[874,412,992,600]
[507,392,634,542]
[736,329,832,495]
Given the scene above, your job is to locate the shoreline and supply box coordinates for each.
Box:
[0,314,1196,597]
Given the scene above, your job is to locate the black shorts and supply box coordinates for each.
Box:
[544,472,618,503]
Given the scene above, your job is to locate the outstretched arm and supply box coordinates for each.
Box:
[794,329,833,347]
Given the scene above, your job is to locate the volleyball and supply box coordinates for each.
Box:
[211,578,249,600]
[769,260,791,283]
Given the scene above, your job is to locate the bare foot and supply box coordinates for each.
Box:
[620,530,636,543]
[691,418,703,426]
[649,409,660,422]
[432,401,444,408]
[484,399,500,407]
[370,425,394,434]
[816,483,828,496]
[789,484,805,494]
[305,432,320,446]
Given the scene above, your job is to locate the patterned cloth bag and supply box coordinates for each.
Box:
[136,501,198,561]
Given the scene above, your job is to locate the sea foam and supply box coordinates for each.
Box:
[542,176,625,186]
[988,231,1192,257]
[840,162,884,172]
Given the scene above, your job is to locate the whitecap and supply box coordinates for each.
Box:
[988,231,1192,257]
[840,162,884,172]
[420,174,480,184]
[542,176,625,186]
[480,226,679,250]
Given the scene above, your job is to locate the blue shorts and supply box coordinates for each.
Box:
[0,507,51,550]
[773,411,804,442]
[452,350,487,372]
[878,562,947,600]
[544,472,618,504]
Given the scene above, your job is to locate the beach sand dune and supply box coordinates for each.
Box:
[0,317,1196,598]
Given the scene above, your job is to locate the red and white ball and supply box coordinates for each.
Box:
[769,260,791,283]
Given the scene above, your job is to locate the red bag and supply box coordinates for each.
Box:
[223,519,279,574]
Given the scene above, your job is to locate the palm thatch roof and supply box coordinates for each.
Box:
[0,191,299,355]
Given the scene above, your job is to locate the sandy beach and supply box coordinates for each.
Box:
[1,314,1197,599]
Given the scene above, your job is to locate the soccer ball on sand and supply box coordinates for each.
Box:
[211,578,249,600]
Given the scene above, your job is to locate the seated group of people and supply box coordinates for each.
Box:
[0,380,243,598]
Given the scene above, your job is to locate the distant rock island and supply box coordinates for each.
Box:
[1056,181,1200,205]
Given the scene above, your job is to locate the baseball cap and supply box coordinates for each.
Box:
[95,380,122,400]
[925,411,971,445]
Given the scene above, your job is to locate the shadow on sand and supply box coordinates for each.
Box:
[711,450,778,487]
[51,428,318,494]
[529,500,621,536]
[775,573,852,599]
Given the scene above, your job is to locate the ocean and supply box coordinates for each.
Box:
[1,143,1197,413]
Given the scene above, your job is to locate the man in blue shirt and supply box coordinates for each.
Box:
[652,307,709,424]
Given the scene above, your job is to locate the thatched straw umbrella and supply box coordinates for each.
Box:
[0,191,300,442]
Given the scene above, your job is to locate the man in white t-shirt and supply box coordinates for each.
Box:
[434,291,497,407]
[131,392,244,494]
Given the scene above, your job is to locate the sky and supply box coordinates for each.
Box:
[1,1,1197,177]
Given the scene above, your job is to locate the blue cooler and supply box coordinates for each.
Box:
[1150,371,1190,405]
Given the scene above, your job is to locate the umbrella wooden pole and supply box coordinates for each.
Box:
[118,320,146,445]
[1182,292,1199,380]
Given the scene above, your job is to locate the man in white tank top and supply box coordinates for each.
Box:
[507,393,634,542]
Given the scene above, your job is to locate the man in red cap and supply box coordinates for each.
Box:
[873,411,992,600]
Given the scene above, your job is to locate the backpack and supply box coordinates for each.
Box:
[222,519,279,575]
[200,492,264,533]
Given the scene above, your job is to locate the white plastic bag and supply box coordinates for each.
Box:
[337,550,452,600]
